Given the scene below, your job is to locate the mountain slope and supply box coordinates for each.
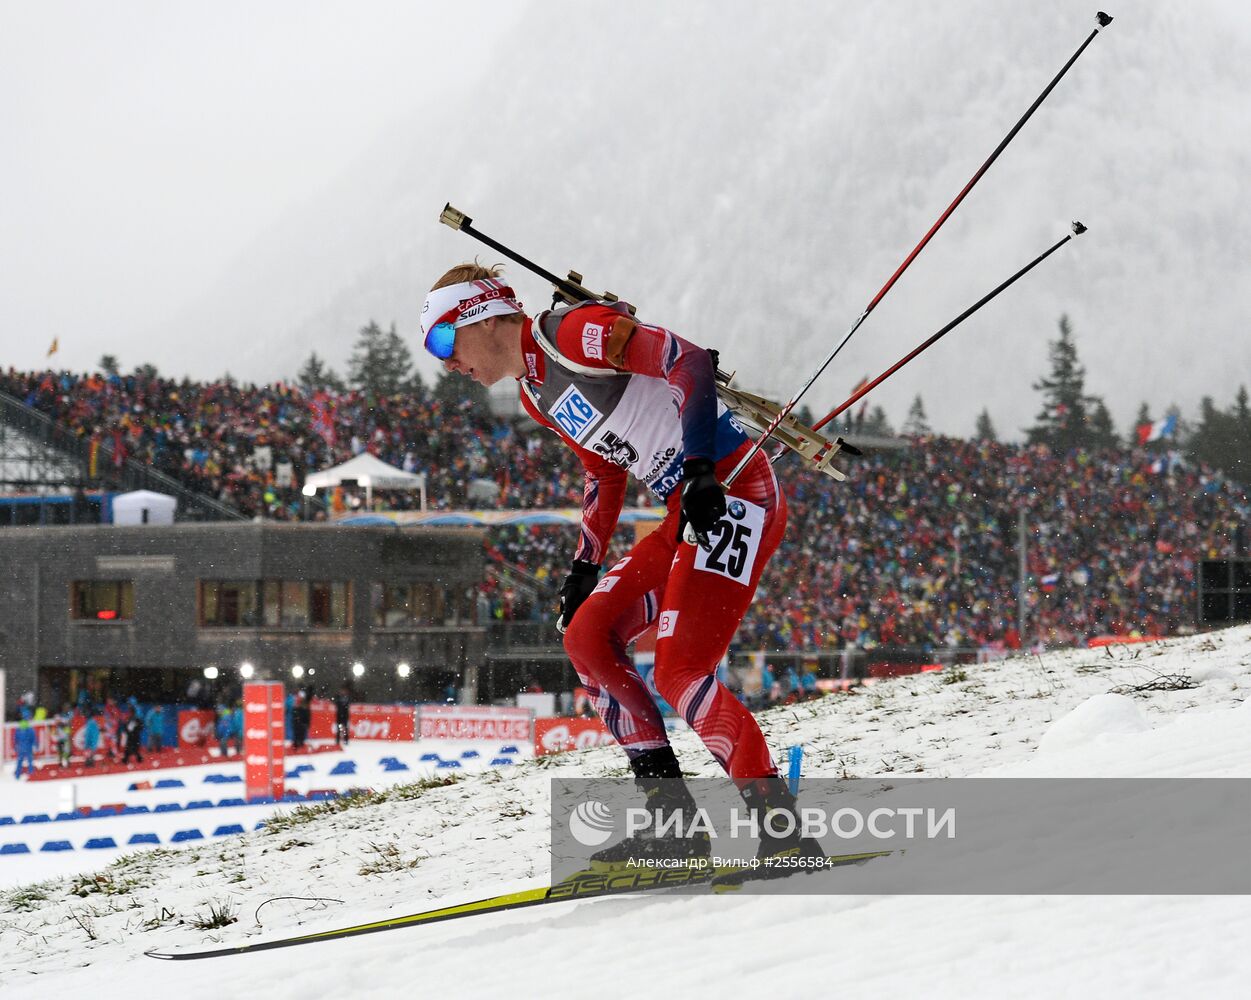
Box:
[148,0,1251,436]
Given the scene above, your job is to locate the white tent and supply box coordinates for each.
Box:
[302,453,427,510]
[112,489,177,525]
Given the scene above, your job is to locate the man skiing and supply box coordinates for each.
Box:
[421,265,816,868]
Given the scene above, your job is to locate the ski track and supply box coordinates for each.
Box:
[2,627,1249,999]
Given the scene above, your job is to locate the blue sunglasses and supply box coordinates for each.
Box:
[424,320,458,360]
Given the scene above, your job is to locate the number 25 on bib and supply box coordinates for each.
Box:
[693,498,765,584]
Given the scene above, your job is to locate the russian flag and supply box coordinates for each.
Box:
[1136,413,1177,445]
[1041,572,1060,592]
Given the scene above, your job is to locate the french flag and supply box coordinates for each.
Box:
[1135,412,1177,446]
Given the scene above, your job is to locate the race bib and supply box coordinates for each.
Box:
[693,498,765,584]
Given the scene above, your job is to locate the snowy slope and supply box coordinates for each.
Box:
[2,626,1250,999]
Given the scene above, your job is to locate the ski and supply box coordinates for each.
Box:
[144,851,891,961]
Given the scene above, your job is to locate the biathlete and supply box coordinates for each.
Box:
[421,264,817,866]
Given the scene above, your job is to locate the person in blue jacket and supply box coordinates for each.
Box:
[229,703,244,756]
[144,704,164,753]
[215,704,233,757]
[83,713,101,767]
[14,713,37,778]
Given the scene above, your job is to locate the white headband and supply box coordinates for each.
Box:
[420,278,523,341]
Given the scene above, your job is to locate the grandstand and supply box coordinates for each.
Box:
[2,366,1250,719]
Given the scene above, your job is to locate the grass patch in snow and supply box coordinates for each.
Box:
[190,899,238,930]
[358,841,422,877]
[261,775,462,836]
[67,872,143,899]
[4,880,57,912]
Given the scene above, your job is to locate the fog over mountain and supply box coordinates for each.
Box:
[8,1,1250,440]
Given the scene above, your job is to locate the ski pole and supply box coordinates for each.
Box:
[723,11,1114,488]
[800,222,1086,461]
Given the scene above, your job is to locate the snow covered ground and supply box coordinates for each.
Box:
[2,626,1249,999]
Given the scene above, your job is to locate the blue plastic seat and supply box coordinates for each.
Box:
[171,829,204,843]
[419,752,440,762]
[84,837,118,849]
[498,745,520,754]
[216,797,246,808]
[153,802,183,813]
[490,757,515,766]
[20,814,51,824]
[154,778,185,788]
[184,800,213,810]
[40,840,73,852]
[1,842,31,854]
[460,750,480,759]
[436,760,461,769]
[128,833,160,845]
[212,824,245,836]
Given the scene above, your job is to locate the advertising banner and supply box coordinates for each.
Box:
[309,698,335,740]
[177,709,216,748]
[418,704,532,742]
[534,716,615,755]
[244,682,285,801]
[348,703,416,742]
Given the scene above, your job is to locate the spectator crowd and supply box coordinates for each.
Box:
[4,367,1248,654]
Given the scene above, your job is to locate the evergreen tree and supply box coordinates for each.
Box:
[347,321,415,397]
[1027,315,1111,452]
[863,405,894,437]
[433,370,490,412]
[1188,388,1251,482]
[1087,399,1118,450]
[296,351,346,394]
[974,408,998,442]
[98,354,120,377]
[902,395,931,437]
[133,363,160,381]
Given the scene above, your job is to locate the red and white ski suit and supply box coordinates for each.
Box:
[517,303,786,781]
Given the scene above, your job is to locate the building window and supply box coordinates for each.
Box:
[201,580,351,629]
[372,582,476,627]
[199,581,260,626]
[71,580,134,621]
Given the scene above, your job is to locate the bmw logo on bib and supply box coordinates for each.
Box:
[728,500,746,520]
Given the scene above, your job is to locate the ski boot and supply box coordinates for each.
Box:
[713,775,825,889]
[588,747,712,875]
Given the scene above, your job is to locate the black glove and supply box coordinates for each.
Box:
[678,457,726,550]
[556,560,600,634]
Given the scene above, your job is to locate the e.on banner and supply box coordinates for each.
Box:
[178,709,216,747]
[243,682,285,801]
[534,717,615,756]
[419,705,533,742]
[348,704,416,742]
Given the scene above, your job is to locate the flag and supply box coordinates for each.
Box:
[46,338,59,358]
[1137,413,1177,445]
[1040,572,1059,592]
[309,392,336,447]
[850,374,872,420]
